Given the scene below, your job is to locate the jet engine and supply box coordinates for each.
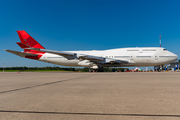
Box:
[78,60,93,67]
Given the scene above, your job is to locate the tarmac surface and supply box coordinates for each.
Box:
[0,72,180,120]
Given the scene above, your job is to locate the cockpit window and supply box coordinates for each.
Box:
[163,49,167,51]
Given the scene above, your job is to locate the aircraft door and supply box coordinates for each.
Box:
[130,55,134,60]
[155,55,158,60]
[139,49,143,53]
[43,56,47,61]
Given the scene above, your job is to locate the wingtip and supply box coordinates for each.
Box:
[3,49,7,51]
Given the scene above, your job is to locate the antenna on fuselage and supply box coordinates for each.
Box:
[159,35,161,47]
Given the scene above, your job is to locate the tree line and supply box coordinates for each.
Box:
[0,66,128,72]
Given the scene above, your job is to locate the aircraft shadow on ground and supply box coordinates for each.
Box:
[0,75,91,94]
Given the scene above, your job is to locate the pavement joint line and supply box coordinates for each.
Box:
[0,74,95,94]
[0,110,180,117]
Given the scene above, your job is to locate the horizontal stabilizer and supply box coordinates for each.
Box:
[26,48,75,56]
[16,42,30,49]
[4,49,38,57]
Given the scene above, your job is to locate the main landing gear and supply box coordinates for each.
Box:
[89,67,104,72]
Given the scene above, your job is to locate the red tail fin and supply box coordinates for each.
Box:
[17,30,45,49]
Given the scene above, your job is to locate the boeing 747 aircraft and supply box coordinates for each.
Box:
[5,30,178,72]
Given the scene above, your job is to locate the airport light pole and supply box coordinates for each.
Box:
[178,60,180,72]
[3,63,4,72]
[159,35,161,47]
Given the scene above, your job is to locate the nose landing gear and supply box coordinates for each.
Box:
[154,65,163,72]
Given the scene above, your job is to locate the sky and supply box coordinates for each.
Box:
[0,0,180,67]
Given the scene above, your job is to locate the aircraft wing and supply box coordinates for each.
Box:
[4,49,38,57]
[76,54,128,64]
[27,48,128,64]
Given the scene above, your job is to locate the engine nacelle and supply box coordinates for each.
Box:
[78,60,93,67]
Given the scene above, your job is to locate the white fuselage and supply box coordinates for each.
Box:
[39,47,178,67]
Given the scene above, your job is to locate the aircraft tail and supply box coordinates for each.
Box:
[5,30,45,60]
[17,30,45,49]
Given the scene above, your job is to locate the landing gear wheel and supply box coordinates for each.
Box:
[158,65,163,72]
[97,69,104,72]
[89,67,104,72]
[89,68,93,72]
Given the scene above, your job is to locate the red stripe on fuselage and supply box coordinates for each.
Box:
[25,53,44,60]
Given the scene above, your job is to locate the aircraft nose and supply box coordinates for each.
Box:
[175,54,178,61]
[171,53,178,62]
